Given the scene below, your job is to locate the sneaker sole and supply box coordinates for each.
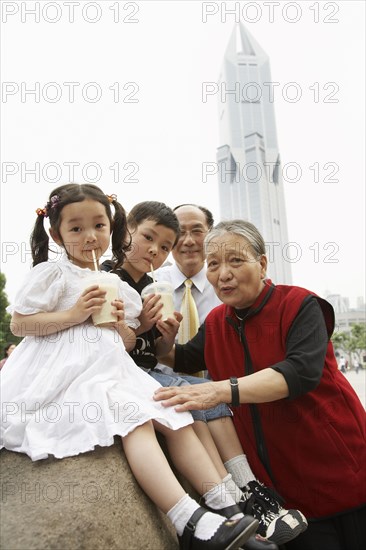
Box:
[278,508,307,527]
[290,509,308,532]
[266,512,308,545]
[225,519,259,550]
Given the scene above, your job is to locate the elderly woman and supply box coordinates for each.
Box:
[154,220,366,550]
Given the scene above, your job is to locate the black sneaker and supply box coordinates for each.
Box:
[239,481,307,545]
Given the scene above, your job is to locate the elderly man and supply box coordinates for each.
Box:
[155,203,221,374]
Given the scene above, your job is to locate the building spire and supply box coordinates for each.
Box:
[226,23,267,60]
[217,23,291,285]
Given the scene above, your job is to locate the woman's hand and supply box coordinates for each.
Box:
[154,369,290,409]
[153,380,229,412]
[137,293,163,334]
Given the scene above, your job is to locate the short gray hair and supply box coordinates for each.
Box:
[204,220,266,259]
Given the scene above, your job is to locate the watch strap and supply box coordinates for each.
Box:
[230,377,240,407]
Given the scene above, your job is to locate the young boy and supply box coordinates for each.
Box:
[102,201,307,547]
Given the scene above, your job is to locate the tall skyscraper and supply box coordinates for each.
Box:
[217,24,291,284]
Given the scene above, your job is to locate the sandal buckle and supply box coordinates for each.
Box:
[185,519,196,533]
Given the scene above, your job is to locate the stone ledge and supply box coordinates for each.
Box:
[0,437,180,550]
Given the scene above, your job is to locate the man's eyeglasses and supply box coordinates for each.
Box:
[178,229,208,240]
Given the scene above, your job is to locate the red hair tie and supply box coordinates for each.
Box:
[106,194,117,203]
[36,207,48,217]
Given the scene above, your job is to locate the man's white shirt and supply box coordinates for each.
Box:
[154,263,221,375]
[155,263,221,325]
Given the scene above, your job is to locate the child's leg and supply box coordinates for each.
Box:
[191,421,228,479]
[153,422,224,496]
[180,374,257,487]
[122,420,185,513]
[208,416,255,487]
[208,416,246,462]
[122,421,258,547]
[150,370,228,479]
[154,420,248,523]
[153,368,307,546]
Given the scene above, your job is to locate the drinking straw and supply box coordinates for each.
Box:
[92,250,99,272]
[150,263,158,293]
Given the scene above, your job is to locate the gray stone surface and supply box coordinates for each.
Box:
[0,438,179,550]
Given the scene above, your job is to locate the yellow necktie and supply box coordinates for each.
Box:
[178,279,204,377]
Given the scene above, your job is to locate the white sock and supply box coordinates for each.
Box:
[204,481,243,520]
[222,473,244,504]
[224,455,255,488]
[167,494,225,540]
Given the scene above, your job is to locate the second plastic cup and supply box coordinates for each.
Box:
[141,281,175,321]
[84,272,120,326]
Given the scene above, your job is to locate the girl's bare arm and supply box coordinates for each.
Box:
[11,285,106,337]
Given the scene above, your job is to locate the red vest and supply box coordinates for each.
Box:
[205,281,366,518]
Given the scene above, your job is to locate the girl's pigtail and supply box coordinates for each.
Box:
[30,214,50,266]
[110,199,131,270]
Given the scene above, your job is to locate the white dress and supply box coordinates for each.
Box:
[0,256,193,461]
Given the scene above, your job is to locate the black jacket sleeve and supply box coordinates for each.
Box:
[175,297,329,400]
[271,296,329,399]
[174,324,206,374]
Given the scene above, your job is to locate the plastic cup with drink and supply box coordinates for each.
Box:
[84,250,120,326]
[141,281,175,322]
[85,271,120,326]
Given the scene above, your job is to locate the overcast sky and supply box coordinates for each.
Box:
[1,0,365,307]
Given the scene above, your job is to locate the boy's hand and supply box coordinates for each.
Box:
[137,293,163,334]
[155,312,182,356]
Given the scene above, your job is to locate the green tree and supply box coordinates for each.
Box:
[331,330,349,353]
[0,272,21,355]
[348,323,366,364]
[332,323,366,367]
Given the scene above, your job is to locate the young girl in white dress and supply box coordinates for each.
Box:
[0,183,258,550]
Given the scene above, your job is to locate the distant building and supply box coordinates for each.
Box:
[357,296,365,311]
[326,294,349,314]
[326,293,366,333]
[217,23,291,284]
[334,311,366,334]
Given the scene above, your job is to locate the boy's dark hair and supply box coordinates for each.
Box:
[173,203,214,230]
[127,201,180,246]
[31,183,129,270]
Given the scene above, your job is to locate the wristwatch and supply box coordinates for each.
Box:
[230,377,240,407]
